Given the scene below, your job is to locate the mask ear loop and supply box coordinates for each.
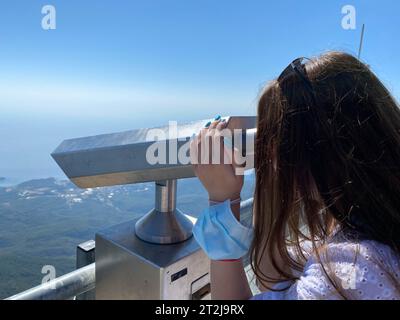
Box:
[209,197,241,206]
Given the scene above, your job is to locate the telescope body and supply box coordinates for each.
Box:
[51,116,257,188]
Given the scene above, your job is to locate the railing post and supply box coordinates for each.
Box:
[75,240,95,300]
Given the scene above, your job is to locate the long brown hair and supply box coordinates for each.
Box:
[251,51,400,296]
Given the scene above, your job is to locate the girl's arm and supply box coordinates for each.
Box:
[210,202,253,300]
[190,118,253,299]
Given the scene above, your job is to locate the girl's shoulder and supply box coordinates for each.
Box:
[322,233,400,272]
[306,237,400,299]
[253,237,400,300]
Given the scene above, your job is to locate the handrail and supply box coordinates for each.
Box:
[5,263,95,300]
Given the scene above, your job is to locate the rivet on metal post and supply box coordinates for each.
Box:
[134,179,193,244]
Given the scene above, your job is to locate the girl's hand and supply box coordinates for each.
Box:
[190,118,244,202]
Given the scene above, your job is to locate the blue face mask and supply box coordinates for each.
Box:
[192,200,254,261]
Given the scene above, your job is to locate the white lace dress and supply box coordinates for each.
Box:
[252,239,400,300]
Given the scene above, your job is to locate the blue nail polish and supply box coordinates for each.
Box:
[205,121,211,128]
[214,115,221,121]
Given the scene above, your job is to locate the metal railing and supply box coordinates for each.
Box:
[5,198,254,300]
[6,263,95,300]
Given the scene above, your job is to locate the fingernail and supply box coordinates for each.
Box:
[204,121,211,128]
[214,115,221,121]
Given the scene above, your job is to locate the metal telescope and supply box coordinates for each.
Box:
[51,116,256,299]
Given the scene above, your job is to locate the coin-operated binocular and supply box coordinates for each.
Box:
[52,116,256,299]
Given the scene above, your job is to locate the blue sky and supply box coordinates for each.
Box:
[0,0,399,181]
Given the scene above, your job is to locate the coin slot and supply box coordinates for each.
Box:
[192,283,211,300]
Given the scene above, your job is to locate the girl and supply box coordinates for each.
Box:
[191,51,400,300]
